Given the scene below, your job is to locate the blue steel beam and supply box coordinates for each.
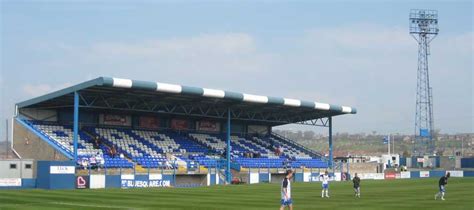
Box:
[328,116,333,168]
[73,91,79,162]
[226,108,231,184]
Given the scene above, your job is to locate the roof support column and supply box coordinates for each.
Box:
[73,91,80,162]
[226,107,231,184]
[328,116,333,169]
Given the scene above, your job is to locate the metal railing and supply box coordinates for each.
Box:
[271,132,324,158]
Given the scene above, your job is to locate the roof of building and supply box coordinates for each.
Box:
[16,77,356,126]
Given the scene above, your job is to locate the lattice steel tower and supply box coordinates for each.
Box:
[409,9,438,155]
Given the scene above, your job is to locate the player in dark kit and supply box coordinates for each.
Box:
[435,172,450,200]
[352,173,361,198]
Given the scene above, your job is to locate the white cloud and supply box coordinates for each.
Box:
[291,24,473,133]
[52,33,278,91]
[14,27,472,134]
[90,33,256,57]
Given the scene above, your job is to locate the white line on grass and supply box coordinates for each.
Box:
[49,201,142,209]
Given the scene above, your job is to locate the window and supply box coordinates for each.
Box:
[25,164,32,169]
[10,164,17,169]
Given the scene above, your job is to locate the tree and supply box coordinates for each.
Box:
[296,130,303,139]
[402,150,411,157]
[435,150,444,156]
[303,131,315,140]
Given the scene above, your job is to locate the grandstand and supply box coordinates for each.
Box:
[11,77,356,184]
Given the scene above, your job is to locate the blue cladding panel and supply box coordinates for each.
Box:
[131,80,157,91]
[135,175,149,182]
[259,173,270,183]
[36,161,50,189]
[22,179,36,188]
[412,157,420,168]
[294,173,304,182]
[36,161,76,189]
[224,91,244,101]
[210,174,216,185]
[106,175,121,188]
[58,111,96,125]
[399,157,407,166]
[461,158,474,168]
[463,171,474,177]
[430,170,446,177]
[162,174,174,182]
[162,174,175,186]
[181,86,204,95]
[410,171,420,178]
[267,97,285,105]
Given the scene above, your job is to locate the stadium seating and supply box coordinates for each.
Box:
[27,121,102,156]
[254,135,312,159]
[189,133,226,153]
[24,120,326,169]
[26,121,133,168]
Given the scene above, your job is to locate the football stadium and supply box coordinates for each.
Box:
[1,2,473,210]
[1,77,473,209]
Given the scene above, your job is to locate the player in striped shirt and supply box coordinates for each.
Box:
[320,171,330,198]
[280,169,294,210]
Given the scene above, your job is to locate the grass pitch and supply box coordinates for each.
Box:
[0,178,472,210]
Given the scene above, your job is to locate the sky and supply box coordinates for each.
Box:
[0,0,473,140]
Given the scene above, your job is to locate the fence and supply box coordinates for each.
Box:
[2,160,473,189]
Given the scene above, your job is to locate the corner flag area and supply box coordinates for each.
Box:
[0,178,472,210]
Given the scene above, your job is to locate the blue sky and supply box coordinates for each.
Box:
[1,0,472,138]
